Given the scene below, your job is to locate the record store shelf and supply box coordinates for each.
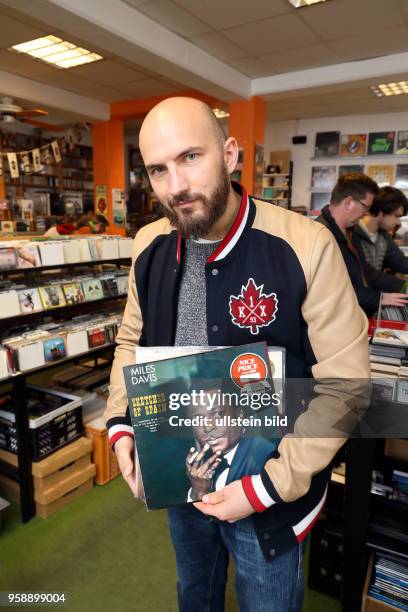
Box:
[0,257,131,277]
[0,294,126,330]
[0,257,130,522]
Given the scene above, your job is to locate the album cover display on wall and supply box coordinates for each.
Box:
[314,132,340,158]
[396,131,408,154]
[310,192,330,215]
[366,165,395,186]
[311,166,337,190]
[367,132,395,155]
[340,134,367,157]
[395,164,408,189]
[339,164,365,176]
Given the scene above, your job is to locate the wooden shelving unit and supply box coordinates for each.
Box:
[262,163,293,209]
[0,129,94,229]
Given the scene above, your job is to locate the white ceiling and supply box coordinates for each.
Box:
[0,0,407,123]
[136,0,408,74]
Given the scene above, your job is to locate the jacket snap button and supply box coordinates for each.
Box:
[269,548,276,557]
[212,268,219,276]
[211,325,219,332]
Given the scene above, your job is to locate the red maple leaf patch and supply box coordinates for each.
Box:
[229,278,278,335]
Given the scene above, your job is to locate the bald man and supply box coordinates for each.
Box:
[104,97,370,612]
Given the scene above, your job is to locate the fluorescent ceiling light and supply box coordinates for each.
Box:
[10,35,102,68]
[213,108,229,119]
[288,0,328,7]
[371,82,408,97]
[12,35,61,53]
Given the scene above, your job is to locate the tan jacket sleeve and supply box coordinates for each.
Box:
[104,218,174,431]
[262,225,370,502]
[103,237,144,427]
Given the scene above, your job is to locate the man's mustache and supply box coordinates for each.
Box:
[168,192,205,207]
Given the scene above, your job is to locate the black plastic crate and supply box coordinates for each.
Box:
[0,386,83,461]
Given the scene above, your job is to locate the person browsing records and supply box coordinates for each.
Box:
[352,185,408,292]
[104,97,370,612]
[317,173,408,316]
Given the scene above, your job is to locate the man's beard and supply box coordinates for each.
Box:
[160,164,230,239]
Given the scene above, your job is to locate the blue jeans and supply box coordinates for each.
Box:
[168,504,304,612]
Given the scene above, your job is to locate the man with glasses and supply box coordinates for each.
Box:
[317,173,408,316]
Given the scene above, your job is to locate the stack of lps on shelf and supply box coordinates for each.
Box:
[0,269,128,318]
[368,552,408,611]
[381,304,408,323]
[370,328,408,402]
[0,310,123,379]
[0,235,133,270]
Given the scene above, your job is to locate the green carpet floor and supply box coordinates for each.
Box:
[0,477,340,612]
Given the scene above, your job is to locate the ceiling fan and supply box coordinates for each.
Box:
[0,96,65,132]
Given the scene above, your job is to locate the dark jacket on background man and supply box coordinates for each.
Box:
[352,223,408,292]
[317,206,381,316]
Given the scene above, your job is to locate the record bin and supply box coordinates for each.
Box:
[0,385,82,461]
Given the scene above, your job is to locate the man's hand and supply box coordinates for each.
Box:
[186,444,221,501]
[194,480,255,523]
[114,435,144,499]
[382,292,408,307]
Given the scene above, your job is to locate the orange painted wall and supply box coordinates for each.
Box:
[229,97,266,194]
[92,119,126,236]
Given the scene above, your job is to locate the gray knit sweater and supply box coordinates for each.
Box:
[174,238,220,346]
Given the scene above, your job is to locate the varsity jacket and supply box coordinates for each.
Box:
[104,185,370,561]
[352,223,407,292]
[317,206,382,316]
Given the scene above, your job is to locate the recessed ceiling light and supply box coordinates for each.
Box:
[10,35,103,68]
[371,82,408,97]
[213,108,229,119]
[288,0,328,7]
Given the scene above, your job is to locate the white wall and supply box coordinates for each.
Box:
[264,111,408,210]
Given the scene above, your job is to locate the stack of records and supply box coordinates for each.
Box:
[370,329,408,402]
[382,305,408,323]
[0,270,129,318]
[1,309,123,374]
[369,553,408,611]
